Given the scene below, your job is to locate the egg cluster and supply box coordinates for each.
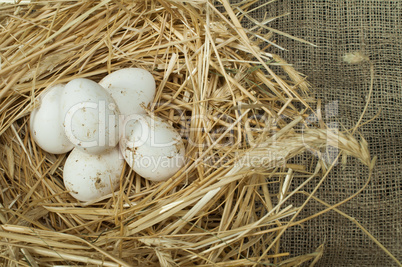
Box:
[30,68,186,202]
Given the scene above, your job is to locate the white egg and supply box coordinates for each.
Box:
[30,84,74,154]
[63,146,124,202]
[99,68,156,116]
[60,78,120,155]
[120,114,185,182]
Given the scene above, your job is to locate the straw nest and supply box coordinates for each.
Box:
[0,1,374,266]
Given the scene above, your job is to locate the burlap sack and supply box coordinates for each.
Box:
[253,1,401,265]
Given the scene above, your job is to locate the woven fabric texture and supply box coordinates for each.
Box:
[251,1,402,266]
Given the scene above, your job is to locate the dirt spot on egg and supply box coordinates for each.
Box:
[65,182,78,194]
[94,174,105,190]
[174,142,183,154]
[128,146,137,154]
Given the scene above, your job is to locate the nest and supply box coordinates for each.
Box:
[0,1,374,266]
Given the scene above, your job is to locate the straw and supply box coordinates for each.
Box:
[0,1,388,266]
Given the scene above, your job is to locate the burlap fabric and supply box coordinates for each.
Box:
[252,1,401,266]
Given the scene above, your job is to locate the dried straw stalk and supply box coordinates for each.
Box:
[0,1,383,266]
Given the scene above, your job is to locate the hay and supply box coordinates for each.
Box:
[0,0,389,266]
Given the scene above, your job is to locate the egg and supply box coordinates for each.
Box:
[99,68,156,116]
[60,78,120,155]
[63,146,124,202]
[30,84,74,154]
[120,114,185,182]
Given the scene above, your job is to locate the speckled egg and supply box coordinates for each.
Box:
[63,146,124,202]
[60,78,120,155]
[120,114,185,182]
